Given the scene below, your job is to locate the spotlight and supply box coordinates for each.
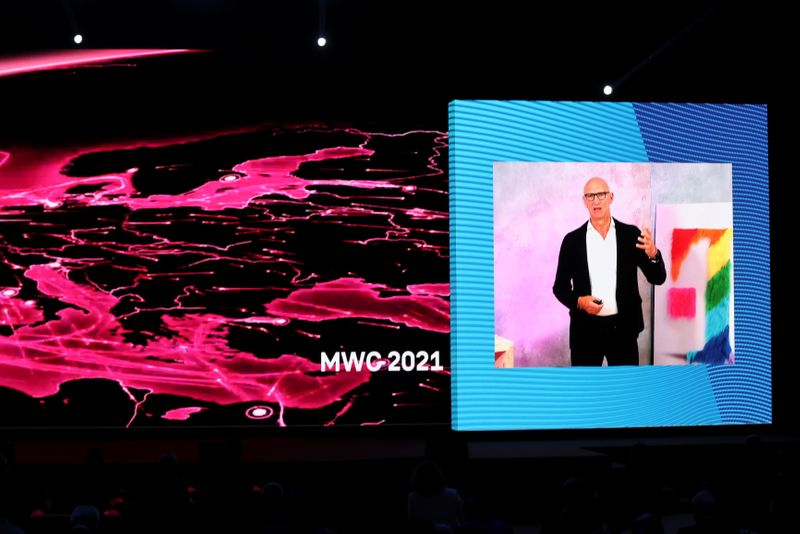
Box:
[317,36,327,47]
[73,34,83,44]
[603,84,613,96]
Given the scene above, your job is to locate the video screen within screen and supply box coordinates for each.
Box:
[449,100,771,431]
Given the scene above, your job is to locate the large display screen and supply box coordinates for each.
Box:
[0,50,450,429]
[0,51,774,433]
[450,100,771,430]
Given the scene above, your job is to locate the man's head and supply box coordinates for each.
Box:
[583,177,613,223]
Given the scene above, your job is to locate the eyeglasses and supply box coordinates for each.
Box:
[583,191,609,201]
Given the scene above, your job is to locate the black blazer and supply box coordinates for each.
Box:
[552,218,667,350]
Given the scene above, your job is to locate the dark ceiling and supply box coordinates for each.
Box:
[0,1,784,103]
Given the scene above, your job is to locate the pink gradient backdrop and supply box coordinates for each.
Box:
[493,162,652,367]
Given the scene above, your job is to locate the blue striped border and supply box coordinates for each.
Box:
[450,100,770,430]
[633,103,771,424]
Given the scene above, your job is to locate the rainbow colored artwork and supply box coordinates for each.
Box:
[670,228,733,364]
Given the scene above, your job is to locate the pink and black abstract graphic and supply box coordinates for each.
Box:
[0,119,449,427]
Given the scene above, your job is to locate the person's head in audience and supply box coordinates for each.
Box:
[261,481,286,521]
[70,505,100,532]
[691,490,718,525]
[411,461,447,496]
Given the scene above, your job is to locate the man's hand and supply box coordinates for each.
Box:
[636,225,658,259]
[578,295,604,315]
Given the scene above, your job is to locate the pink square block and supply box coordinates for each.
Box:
[668,287,696,319]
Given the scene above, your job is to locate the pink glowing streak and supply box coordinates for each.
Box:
[262,278,449,333]
[162,407,205,421]
[325,398,356,427]
[120,386,150,427]
[0,146,379,211]
[357,320,401,329]
[0,136,449,265]
[0,49,198,78]
[0,128,447,212]
[407,283,450,297]
[0,265,371,410]
[0,128,289,196]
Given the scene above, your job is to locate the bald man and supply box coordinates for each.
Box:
[553,178,666,366]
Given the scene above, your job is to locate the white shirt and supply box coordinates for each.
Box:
[586,219,619,316]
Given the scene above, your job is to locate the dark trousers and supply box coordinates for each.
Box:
[570,314,639,366]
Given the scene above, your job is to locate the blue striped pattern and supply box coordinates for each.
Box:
[455,367,720,430]
[449,100,727,430]
[634,103,771,424]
